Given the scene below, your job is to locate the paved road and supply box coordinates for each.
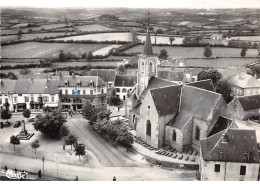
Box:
[66,114,144,167]
[0,153,196,181]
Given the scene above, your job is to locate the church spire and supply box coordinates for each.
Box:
[143,11,153,56]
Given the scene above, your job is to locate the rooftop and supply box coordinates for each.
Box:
[237,94,260,111]
[114,75,137,87]
[229,72,260,88]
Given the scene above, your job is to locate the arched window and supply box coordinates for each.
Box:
[195,126,200,140]
[146,120,151,136]
[141,62,145,73]
[133,115,135,123]
[172,130,176,142]
[149,62,153,73]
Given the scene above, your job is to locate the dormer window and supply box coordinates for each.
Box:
[77,80,81,87]
[90,80,94,87]
[65,80,69,87]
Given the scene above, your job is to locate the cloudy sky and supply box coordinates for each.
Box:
[1,0,260,9]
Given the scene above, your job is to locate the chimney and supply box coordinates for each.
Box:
[222,133,229,143]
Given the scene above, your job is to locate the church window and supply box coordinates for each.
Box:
[149,62,153,73]
[141,62,145,73]
[172,130,176,142]
[195,126,200,140]
[146,120,151,136]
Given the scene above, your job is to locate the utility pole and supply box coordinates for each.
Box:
[42,156,45,176]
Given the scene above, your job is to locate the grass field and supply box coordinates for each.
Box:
[1,42,112,58]
[184,58,257,68]
[93,44,122,55]
[52,61,118,68]
[53,32,133,42]
[21,23,67,33]
[1,29,19,35]
[76,24,115,32]
[137,35,184,45]
[0,58,40,66]
[231,36,260,41]
[125,45,259,58]
[1,32,73,42]
[1,68,48,75]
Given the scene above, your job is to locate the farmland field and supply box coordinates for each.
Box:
[21,23,67,33]
[75,24,115,32]
[52,61,118,68]
[1,29,19,35]
[53,32,133,42]
[125,45,259,58]
[1,42,113,58]
[0,68,48,75]
[185,58,257,68]
[137,35,184,45]
[231,36,260,41]
[93,44,122,55]
[1,32,74,42]
[0,58,40,66]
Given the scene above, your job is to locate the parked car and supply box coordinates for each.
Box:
[13,121,21,128]
[4,122,11,127]
[28,118,36,122]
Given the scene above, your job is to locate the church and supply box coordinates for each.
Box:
[125,26,231,152]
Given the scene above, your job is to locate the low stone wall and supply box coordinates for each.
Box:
[145,155,199,170]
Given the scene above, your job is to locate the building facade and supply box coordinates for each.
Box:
[114,75,137,100]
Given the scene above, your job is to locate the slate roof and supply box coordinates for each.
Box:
[186,79,215,92]
[157,71,184,82]
[143,29,153,56]
[13,79,60,94]
[88,69,116,83]
[114,75,137,87]
[0,79,17,94]
[169,85,221,129]
[200,129,259,163]
[238,95,260,111]
[229,72,260,88]
[150,85,182,116]
[58,76,106,87]
[208,116,233,137]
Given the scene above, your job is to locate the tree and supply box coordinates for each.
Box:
[215,79,234,103]
[169,37,175,45]
[74,143,86,161]
[17,31,22,40]
[159,49,168,60]
[156,29,164,34]
[240,47,247,57]
[1,109,12,123]
[33,110,67,138]
[65,134,78,150]
[23,109,31,123]
[59,50,66,62]
[110,96,121,106]
[81,53,87,59]
[31,140,40,155]
[248,64,260,79]
[86,51,93,62]
[204,46,212,58]
[116,130,134,151]
[82,101,98,124]
[60,125,70,137]
[19,68,31,75]
[197,69,223,86]
[10,135,20,151]
[117,64,125,74]
[7,72,17,79]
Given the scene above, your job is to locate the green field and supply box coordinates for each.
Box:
[53,32,133,42]
[76,24,115,32]
[125,45,259,58]
[1,32,74,42]
[1,42,112,58]
[52,61,118,68]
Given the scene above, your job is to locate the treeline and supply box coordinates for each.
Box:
[43,65,116,73]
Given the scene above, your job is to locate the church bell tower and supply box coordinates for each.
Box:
[136,11,158,97]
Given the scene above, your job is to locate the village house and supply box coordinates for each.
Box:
[0,79,17,111]
[114,75,137,101]
[229,72,260,96]
[11,79,60,112]
[228,94,260,121]
[126,26,229,152]
[87,69,116,89]
[58,74,107,111]
[200,128,260,181]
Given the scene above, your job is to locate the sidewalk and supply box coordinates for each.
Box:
[0,153,196,181]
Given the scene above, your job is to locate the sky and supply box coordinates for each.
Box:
[0,0,260,9]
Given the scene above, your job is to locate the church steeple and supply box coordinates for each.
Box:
[143,11,153,56]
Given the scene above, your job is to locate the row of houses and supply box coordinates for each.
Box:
[0,74,108,112]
